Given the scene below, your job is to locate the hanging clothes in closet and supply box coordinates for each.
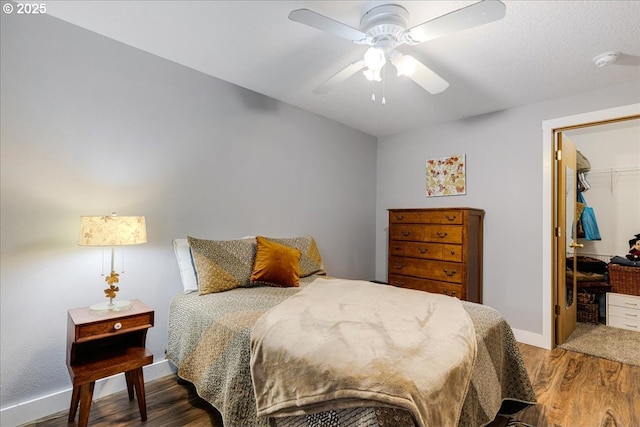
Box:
[577,150,591,192]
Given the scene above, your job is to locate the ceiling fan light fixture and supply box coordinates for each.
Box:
[363,68,382,82]
[392,53,416,76]
[364,47,386,71]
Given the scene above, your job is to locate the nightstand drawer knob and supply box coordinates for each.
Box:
[113,322,122,331]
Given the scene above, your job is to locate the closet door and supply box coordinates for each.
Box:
[556,133,580,345]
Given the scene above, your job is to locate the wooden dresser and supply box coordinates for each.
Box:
[388,208,484,303]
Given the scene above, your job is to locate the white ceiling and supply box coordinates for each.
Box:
[40,0,640,138]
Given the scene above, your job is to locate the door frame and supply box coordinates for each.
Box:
[541,103,640,349]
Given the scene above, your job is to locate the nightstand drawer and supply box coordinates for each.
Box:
[68,300,154,343]
[75,312,153,342]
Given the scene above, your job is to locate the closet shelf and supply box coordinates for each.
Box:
[587,165,639,174]
[584,165,639,194]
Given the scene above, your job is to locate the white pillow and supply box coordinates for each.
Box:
[173,238,198,293]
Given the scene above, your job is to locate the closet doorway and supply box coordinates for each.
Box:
[552,114,640,347]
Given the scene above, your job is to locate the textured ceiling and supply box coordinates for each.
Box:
[40,0,640,137]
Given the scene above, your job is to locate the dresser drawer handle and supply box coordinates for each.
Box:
[624,302,638,307]
[445,214,457,221]
[393,262,405,270]
[393,246,402,251]
[418,247,429,254]
[394,280,405,286]
[395,214,405,221]
[442,289,457,297]
[436,232,448,238]
[402,230,412,237]
[443,268,457,277]
[624,324,638,329]
[450,250,456,255]
[624,313,638,317]
[113,322,122,331]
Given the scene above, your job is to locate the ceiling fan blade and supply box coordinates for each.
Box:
[289,9,371,44]
[405,0,506,45]
[401,56,449,94]
[313,60,366,94]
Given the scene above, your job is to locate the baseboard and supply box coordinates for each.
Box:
[0,359,176,427]
[512,327,550,349]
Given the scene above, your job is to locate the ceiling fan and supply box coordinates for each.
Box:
[289,1,506,101]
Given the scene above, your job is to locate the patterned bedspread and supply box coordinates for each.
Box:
[167,277,535,427]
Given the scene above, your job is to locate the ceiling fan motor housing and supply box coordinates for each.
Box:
[360,4,409,49]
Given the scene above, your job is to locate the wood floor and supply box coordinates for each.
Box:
[515,343,640,427]
[24,343,640,427]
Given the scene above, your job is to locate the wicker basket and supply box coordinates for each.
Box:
[577,292,595,304]
[577,302,599,324]
[608,263,640,296]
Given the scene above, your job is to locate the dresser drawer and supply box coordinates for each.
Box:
[74,311,154,342]
[390,225,462,243]
[389,274,462,298]
[607,315,640,331]
[423,225,463,244]
[389,257,462,284]
[389,210,464,224]
[389,225,424,241]
[608,292,640,309]
[443,244,463,262]
[608,304,640,321]
[389,241,444,260]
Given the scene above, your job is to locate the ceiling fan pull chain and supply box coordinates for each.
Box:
[371,79,376,102]
[382,66,386,105]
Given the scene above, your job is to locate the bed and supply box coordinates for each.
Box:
[166,236,536,427]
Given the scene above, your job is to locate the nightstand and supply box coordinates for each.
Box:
[66,300,154,427]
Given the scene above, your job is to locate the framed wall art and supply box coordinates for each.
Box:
[426,154,466,197]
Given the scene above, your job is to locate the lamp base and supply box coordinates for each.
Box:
[90,299,132,312]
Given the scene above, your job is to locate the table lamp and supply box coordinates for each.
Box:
[79,213,147,311]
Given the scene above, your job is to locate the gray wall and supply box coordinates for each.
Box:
[375,82,640,334]
[0,13,377,408]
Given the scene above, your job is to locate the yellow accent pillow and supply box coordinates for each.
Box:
[251,236,301,287]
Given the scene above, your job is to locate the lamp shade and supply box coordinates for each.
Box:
[79,215,147,246]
